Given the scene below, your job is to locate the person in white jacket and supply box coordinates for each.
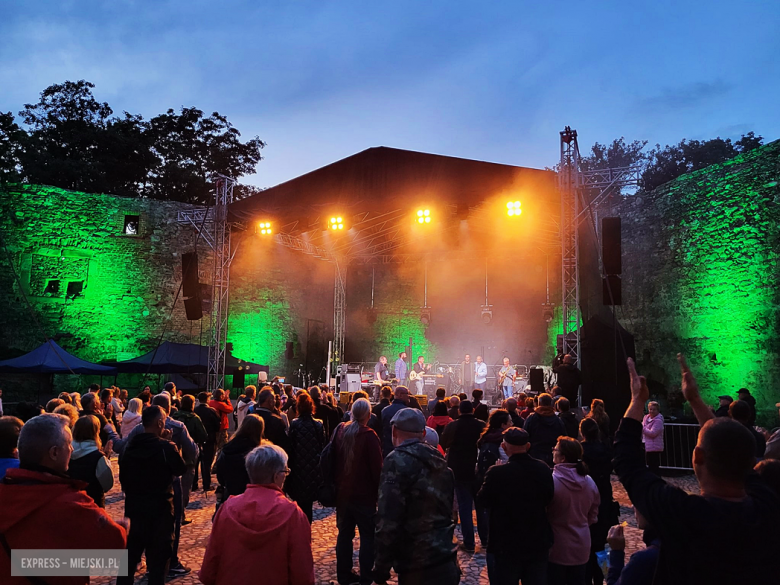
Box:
[236,386,257,428]
[67,414,114,508]
[121,398,143,438]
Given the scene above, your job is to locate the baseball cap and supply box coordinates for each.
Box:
[390,408,426,433]
[717,395,733,402]
[503,427,530,446]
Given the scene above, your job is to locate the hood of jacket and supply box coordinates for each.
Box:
[393,439,450,474]
[237,399,254,412]
[174,410,198,423]
[478,427,504,447]
[0,467,88,533]
[123,410,141,424]
[219,484,300,547]
[553,463,590,491]
[71,440,100,460]
[535,405,556,417]
[126,432,169,460]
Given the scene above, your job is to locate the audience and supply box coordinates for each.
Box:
[53,403,79,428]
[332,398,383,585]
[172,394,208,509]
[642,400,664,475]
[215,414,266,500]
[208,388,234,451]
[0,415,23,479]
[556,396,579,439]
[447,395,461,420]
[440,399,486,553]
[505,396,524,427]
[478,427,554,585]
[121,397,143,437]
[200,444,315,585]
[236,385,257,428]
[194,391,220,491]
[426,400,453,438]
[45,397,65,413]
[474,409,511,548]
[249,388,290,452]
[605,507,660,585]
[586,399,611,443]
[287,390,326,523]
[373,408,458,585]
[547,436,600,585]
[616,355,780,583]
[67,414,114,507]
[472,389,489,422]
[729,399,766,458]
[524,393,566,467]
[380,385,410,457]
[0,413,127,584]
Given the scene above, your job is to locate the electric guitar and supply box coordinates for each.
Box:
[408,367,430,381]
[497,367,516,387]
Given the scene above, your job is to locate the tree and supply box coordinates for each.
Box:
[0,112,26,184]
[641,133,764,191]
[579,137,647,197]
[146,108,265,204]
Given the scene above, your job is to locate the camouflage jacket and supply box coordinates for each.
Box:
[375,439,457,574]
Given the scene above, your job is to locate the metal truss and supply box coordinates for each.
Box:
[333,259,346,376]
[559,127,582,372]
[207,176,235,394]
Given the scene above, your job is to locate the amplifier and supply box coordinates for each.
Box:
[412,395,428,408]
[339,372,362,393]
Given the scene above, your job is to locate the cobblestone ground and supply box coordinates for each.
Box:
[95,460,700,585]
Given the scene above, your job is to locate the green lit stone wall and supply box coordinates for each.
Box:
[0,184,202,395]
[617,140,780,424]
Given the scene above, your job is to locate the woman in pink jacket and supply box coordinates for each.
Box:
[548,436,600,585]
[642,400,664,475]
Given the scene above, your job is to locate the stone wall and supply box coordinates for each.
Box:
[615,140,780,425]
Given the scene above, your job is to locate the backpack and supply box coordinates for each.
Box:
[317,422,344,507]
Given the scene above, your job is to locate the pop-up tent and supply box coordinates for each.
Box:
[109,341,268,375]
[0,340,117,375]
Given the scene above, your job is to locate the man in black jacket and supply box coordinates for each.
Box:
[194,392,220,491]
[249,388,290,452]
[523,393,566,467]
[380,386,410,457]
[477,427,553,585]
[615,356,780,585]
[472,389,489,422]
[555,397,579,439]
[440,400,486,553]
[553,354,581,405]
[118,405,186,585]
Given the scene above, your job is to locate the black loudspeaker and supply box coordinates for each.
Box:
[184,296,203,320]
[602,217,622,275]
[602,275,622,305]
[285,342,294,360]
[233,370,245,388]
[529,368,544,394]
[182,252,200,298]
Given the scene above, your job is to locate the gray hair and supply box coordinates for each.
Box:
[17,414,70,467]
[152,393,171,414]
[245,443,288,485]
[350,398,371,423]
[648,401,660,411]
[127,398,143,415]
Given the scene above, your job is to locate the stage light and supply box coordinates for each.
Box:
[506,201,522,217]
[258,221,272,235]
[542,303,555,323]
[420,308,432,325]
[481,305,493,324]
[329,216,345,230]
[416,209,432,224]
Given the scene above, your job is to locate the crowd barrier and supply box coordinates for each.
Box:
[659,423,700,471]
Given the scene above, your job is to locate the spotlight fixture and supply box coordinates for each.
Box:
[481,305,493,324]
[420,307,432,325]
[329,216,345,230]
[542,303,555,323]
[416,209,432,224]
[258,221,272,235]
[506,201,522,217]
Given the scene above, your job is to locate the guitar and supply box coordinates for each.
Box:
[497,367,516,387]
[409,368,429,381]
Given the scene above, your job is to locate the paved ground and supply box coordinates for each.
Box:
[95,460,700,584]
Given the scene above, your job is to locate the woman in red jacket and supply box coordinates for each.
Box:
[209,388,234,450]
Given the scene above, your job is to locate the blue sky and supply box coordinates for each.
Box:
[1,0,778,188]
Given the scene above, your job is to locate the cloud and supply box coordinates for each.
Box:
[638,80,732,111]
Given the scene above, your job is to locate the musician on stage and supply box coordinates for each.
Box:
[498,357,516,400]
[411,356,430,395]
[459,354,474,389]
[474,355,487,391]
[375,356,390,382]
[394,352,408,383]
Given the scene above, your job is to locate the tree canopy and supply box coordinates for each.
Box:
[0,80,265,205]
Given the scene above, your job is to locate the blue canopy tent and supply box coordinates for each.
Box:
[0,340,117,375]
[109,341,269,377]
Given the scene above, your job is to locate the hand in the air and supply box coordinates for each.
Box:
[626,358,649,404]
[677,353,700,403]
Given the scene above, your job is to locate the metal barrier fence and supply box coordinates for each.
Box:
[660,423,700,471]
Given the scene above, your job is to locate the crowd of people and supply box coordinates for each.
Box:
[1,354,780,585]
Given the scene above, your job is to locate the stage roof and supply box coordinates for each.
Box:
[229,146,560,263]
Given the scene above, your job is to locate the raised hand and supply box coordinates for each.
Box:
[677,353,700,403]
[607,525,626,551]
[626,358,649,404]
